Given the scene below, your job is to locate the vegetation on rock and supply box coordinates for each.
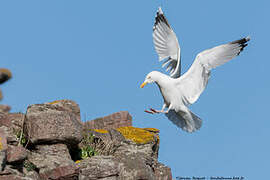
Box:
[117,126,158,144]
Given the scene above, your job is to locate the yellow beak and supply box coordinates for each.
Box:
[140,81,148,88]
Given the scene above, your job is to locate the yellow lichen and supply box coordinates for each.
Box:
[117,126,157,144]
[93,129,108,134]
[142,128,160,133]
[48,100,63,105]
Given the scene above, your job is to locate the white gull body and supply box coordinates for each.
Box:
[140,7,250,133]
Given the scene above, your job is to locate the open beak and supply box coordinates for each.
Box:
[140,81,148,88]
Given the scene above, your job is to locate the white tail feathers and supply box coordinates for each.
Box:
[165,109,202,133]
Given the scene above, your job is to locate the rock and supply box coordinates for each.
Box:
[0,105,11,113]
[84,111,132,130]
[46,99,82,125]
[25,102,83,146]
[28,143,78,179]
[99,126,160,159]
[0,126,18,146]
[77,156,119,180]
[23,170,40,180]
[0,164,22,175]
[35,144,71,160]
[0,128,8,151]
[77,155,163,180]
[7,113,25,132]
[7,145,27,163]
[117,154,155,180]
[28,151,76,177]
[0,113,25,134]
[0,105,172,179]
[0,151,6,171]
[0,128,8,171]
[78,126,170,180]
[39,165,78,180]
[152,161,173,180]
[0,175,33,180]
[0,112,12,128]
[0,164,30,180]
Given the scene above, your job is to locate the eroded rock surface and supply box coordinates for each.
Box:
[25,102,83,146]
[84,111,132,130]
[0,100,172,180]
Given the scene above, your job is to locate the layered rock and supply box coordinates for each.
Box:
[78,127,171,180]
[25,101,83,146]
[28,144,78,179]
[84,111,132,130]
[0,100,172,180]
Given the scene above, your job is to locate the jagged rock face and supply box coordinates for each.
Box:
[28,144,78,179]
[79,127,172,180]
[84,111,132,130]
[45,100,82,125]
[77,156,119,180]
[7,145,27,163]
[0,100,172,180]
[25,102,83,146]
[0,129,7,171]
[0,105,11,113]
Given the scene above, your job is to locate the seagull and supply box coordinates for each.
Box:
[140,7,250,133]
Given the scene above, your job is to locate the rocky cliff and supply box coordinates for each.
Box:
[0,100,172,180]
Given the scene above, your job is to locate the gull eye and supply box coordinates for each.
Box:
[148,76,151,79]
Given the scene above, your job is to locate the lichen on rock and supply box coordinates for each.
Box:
[117,126,159,144]
[0,101,172,180]
[93,129,108,134]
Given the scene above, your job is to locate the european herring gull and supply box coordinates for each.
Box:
[140,7,250,133]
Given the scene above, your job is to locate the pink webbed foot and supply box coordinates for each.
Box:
[144,110,154,114]
[144,108,160,114]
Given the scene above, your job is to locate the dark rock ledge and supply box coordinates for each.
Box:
[0,100,172,180]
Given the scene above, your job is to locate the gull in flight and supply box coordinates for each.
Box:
[140,7,250,133]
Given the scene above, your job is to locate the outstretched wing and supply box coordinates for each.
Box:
[177,36,250,105]
[153,7,181,78]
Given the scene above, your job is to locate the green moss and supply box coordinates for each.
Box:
[24,160,37,172]
[79,132,99,159]
[15,129,27,146]
[81,145,98,159]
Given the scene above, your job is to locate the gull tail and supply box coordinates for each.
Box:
[165,108,202,133]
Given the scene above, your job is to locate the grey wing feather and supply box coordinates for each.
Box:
[177,36,250,105]
[153,7,181,78]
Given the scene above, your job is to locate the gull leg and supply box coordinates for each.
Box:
[145,104,167,114]
[162,104,173,114]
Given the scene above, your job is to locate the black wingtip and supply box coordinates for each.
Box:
[230,36,250,55]
[230,36,250,45]
[153,7,171,31]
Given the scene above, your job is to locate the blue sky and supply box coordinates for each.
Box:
[0,0,268,179]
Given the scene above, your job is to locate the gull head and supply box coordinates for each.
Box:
[140,71,162,88]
